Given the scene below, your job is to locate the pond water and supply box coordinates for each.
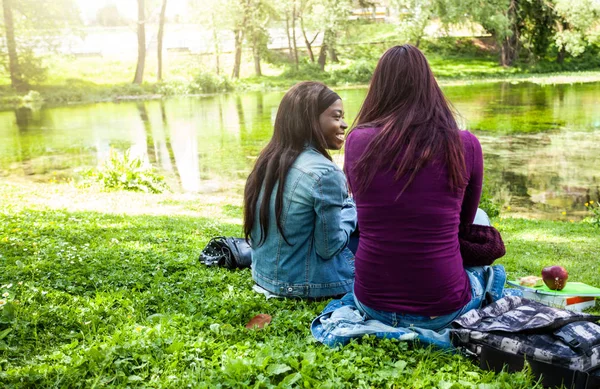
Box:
[1,81,600,219]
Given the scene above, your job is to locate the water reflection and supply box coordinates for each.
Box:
[1,82,600,219]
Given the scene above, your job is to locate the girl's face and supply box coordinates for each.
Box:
[318,99,348,150]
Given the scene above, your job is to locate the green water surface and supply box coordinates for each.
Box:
[1,81,599,219]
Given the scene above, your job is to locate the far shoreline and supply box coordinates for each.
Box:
[4,70,600,111]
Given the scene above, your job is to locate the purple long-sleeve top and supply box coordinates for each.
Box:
[344,128,483,315]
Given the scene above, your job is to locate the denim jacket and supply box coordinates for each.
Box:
[251,146,357,298]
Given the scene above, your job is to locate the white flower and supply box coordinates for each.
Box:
[2,292,8,298]
[0,300,6,306]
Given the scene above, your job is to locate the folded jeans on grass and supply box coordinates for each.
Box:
[311,292,453,349]
[311,265,520,349]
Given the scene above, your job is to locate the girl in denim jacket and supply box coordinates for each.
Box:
[243,82,357,299]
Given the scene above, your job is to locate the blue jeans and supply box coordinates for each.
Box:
[352,209,515,331]
[353,266,505,331]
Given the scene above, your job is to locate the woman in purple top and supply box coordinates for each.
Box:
[344,45,487,330]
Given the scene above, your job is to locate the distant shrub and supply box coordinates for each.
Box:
[20,90,42,103]
[421,37,492,57]
[584,200,600,227]
[263,48,295,65]
[191,71,234,94]
[154,80,190,96]
[41,87,88,103]
[19,50,48,84]
[279,63,326,80]
[339,43,388,62]
[479,190,501,218]
[329,59,375,84]
[110,83,146,96]
[519,44,600,73]
[91,149,168,194]
[479,177,502,218]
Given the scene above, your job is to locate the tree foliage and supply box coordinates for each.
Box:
[433,0,600,65]
[392,0,435,47]
[95,4,127,26]
[2,0,600,88]
[552,0,600,57]
[0,0,80,88]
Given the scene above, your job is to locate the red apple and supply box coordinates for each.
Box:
[541,265,569,290]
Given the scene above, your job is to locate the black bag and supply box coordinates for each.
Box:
[451,296,600,388]
[199,237,252,270]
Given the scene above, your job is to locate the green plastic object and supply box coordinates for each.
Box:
[507,281,600,297]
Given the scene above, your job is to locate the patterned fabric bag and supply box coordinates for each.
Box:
[451,296,600,389]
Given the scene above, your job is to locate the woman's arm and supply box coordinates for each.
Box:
[312,169,357,260]
[460,132,484,225]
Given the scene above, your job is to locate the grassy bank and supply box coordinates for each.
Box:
[1,181,599,387]
[4,32,600,110]
[5,65,600,111]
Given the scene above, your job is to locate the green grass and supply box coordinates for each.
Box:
[1,181,599,387]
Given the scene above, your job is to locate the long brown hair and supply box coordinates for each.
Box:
[348,44,466,196]
[243,82,335,245]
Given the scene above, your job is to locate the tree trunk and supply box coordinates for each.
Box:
[300,17,316,63]
[500,38,509,67]
[328,47,339,63]
[285,14,293,62]
[231,0,250,79]
[291,1,299,69]
[133,0,146,84]
[211,13,221,75]
[500,34,519,66]
[318,30,333,70]
[323,29,337,64]
[232,29,243,78]
[499,0,520,67]
[318,40,327,71]
[556,21,568,64]
[157,0,168,81]
[2,0,26,92]
[557,47,566,64]
[252,36,262,76]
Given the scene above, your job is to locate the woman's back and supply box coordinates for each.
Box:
[345,128,483,316]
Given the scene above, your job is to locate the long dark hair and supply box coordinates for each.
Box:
[348,44,466,196]
[243,81,335,245]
